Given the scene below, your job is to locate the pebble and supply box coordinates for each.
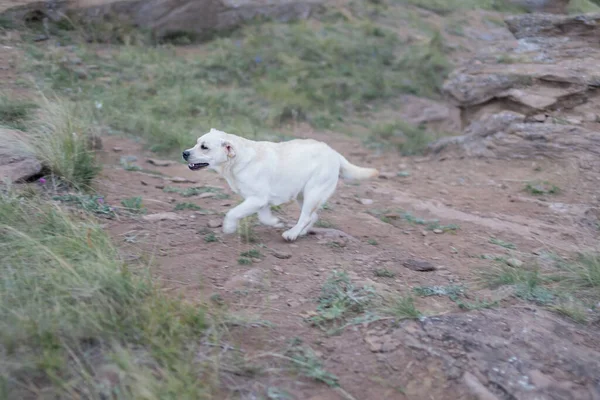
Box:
[142,212,180,222]
[357,198,374,205]
[433,229,443,234]
[146,158,173,167]
[421,230,428,236]
[207,219,222,228]
[506,258,524,268]
[112,147,123,152]
[272,250,292,259]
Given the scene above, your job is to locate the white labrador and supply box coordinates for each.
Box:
[183,128,378,242]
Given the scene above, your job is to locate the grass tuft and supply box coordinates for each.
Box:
[22,96,101,190]
[0,192,212,398]
[0,94,36,130]
[380,295,421,320]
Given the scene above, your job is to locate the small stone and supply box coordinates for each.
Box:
[421,230,428,236]
[358,198,374,205]
[273,266,284,273]
[506,258,524,268]
[224,268,265,290]
[433,229,443,234]
[168,176,196,183]
[112,147,123,152]
[403,259,436,272]
[287,299,301,308]
[207,219,222,228]
[146,158,173,167]
[140,180,148,186]
[198,192,215,199]
[143,212,180,221]
[272,250,292,259]
[532,113,546,122]
[378,172,395,179]
[155,185,165,189]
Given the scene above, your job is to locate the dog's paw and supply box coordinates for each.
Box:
[282,229,299,242]
[222,219,238,235]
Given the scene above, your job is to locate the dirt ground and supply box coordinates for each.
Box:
[94,126,599,400]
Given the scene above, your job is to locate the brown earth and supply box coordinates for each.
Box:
[92,126,599,399]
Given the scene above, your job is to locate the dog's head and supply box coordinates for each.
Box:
[182,128,236,171]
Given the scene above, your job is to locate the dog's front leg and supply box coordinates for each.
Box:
[222,197,267,235]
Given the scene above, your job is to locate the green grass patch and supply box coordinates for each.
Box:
[373,268,395,278]
[23,5,452,153]
[120,196,146,214]
[22,96,101,190]
[284,338,339,387]
[0,192,213,399]
[0,95,36,130]
[174,202,205,211]
[380,295,421,320]
[567,0,600,13]
[308,271,376,330]
[164,186,224,197]
[240,249,262,259]
[524,181,560,196]
[396,0,527,15]
[52,193,114,216]
[489,237,516,250]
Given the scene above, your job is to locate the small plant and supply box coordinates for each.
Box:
[52,193,114,216]
[414,285,464,298]
[374,268,395,278]
[163,186,223,197]
[204,232,218,243]
[174,202,204,211]
[315,219,334,229]
[238,216,259,243]
[489,237,516,250]
[368,238,379,246]
[453,297,498,311]
[0,95,36,130]
[550,300,588,324]
[380,295,421,320]
[309,271,376,329]
[24,97,100,190]
[238,257,253,265]
[120,196,146,214]
[524,181,560,196]
[557,253,600,300]
[284,338,339,387]
[241,249,262,259]
[370,120,440,156]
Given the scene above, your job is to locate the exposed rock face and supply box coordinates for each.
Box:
[0,128,42,183]
[1,0,324,41]
[432,12,600,163]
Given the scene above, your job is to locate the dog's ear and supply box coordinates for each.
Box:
[221,140,236,158]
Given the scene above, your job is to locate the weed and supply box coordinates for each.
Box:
[478,262,556,305]
[174,202,205,211]
[0,95,36,130]
[397,0,527,15]
[489,237,516,250]
[22,96,100,190]
[52,193,114,216]
[368,238,379,246]
[285,338,339,387]
[266,387,294,400]
[309,271,376,329]
[238,257,253,265]
[374,268,395,278]
[315,219,334,228]
[238,216,259,243]
[380,295,421,320]
[557,253,600,300]
[414,285,464,298]
[524,181,560,196]
[204,232,218,243]
[164,186,223,197]
[550,300,589,324]
[454,297,498,311]
[0,193,212,398]
[120,196,146,214]
[370,120,438,155]
[567,0,600,13]
[241,249,262,259]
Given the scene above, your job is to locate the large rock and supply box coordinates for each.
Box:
[1,0,324,41]
[434,12,600,162]
[0,128,42,183]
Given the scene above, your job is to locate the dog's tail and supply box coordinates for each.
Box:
[338,154,378,180]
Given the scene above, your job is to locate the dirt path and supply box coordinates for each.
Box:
[96,128,600,400]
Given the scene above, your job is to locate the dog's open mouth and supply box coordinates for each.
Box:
[188,163,209,171]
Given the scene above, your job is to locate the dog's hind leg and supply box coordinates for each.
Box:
[258,206,284,228]
[282,179,337,242]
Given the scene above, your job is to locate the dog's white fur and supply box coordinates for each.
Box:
[184,128,378,242]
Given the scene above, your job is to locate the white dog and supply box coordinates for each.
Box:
[183,128,378,242]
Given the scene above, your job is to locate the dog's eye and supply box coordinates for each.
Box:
[200,144,208,150]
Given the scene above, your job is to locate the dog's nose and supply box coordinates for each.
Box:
[182,150,190,160]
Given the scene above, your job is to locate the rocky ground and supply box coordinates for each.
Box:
[1,1,600,399]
